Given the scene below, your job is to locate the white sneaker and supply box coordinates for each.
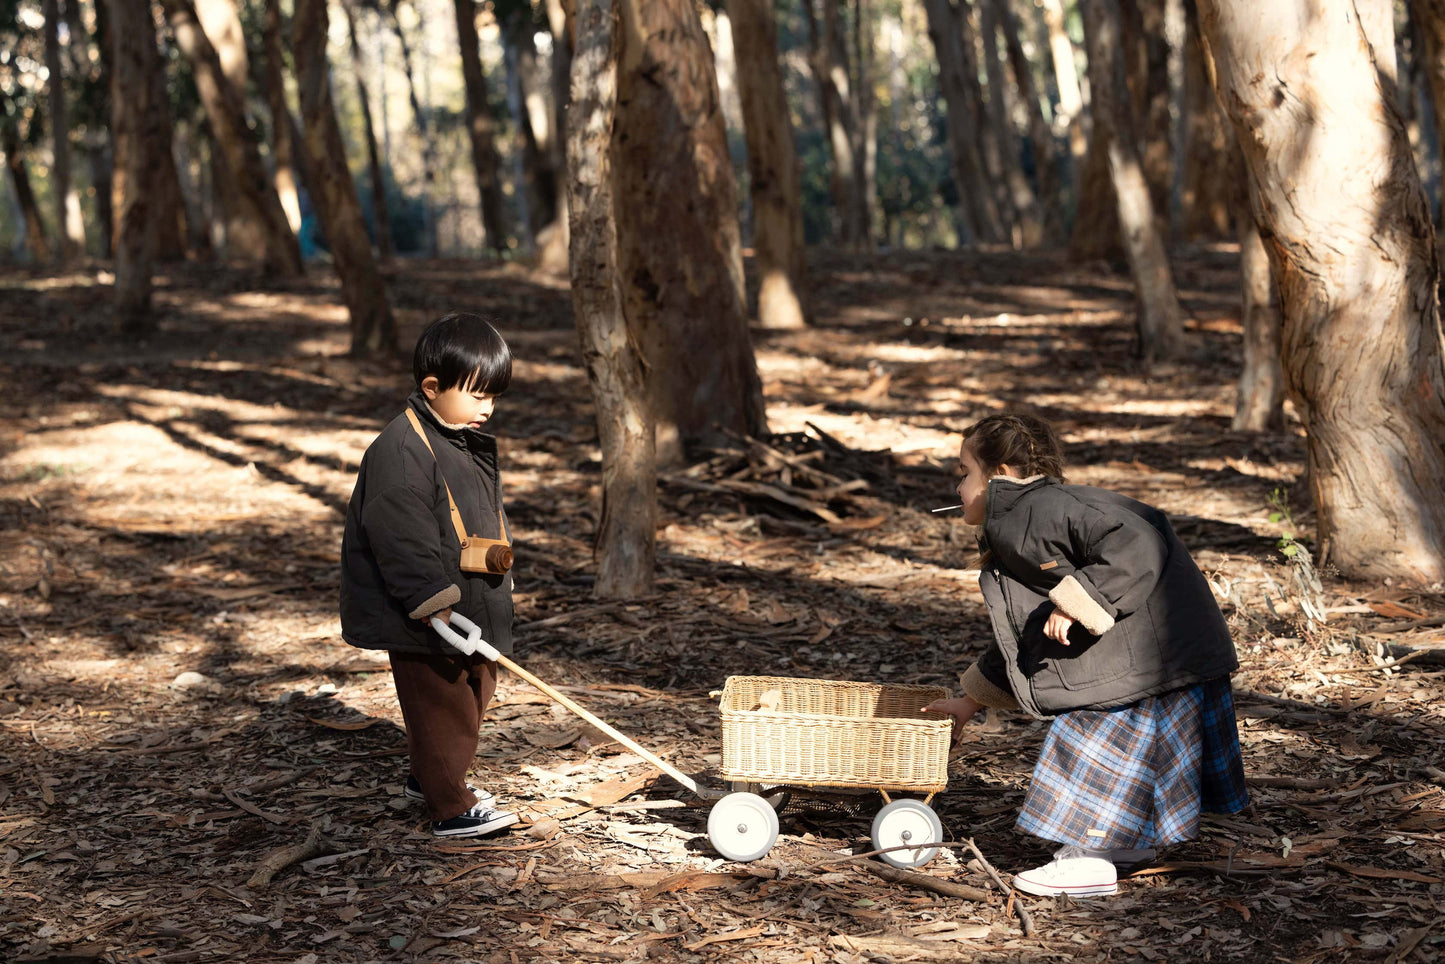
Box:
[1014,850,1118,897]
[404,775,496,810]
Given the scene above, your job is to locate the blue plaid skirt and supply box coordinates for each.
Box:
[1016,677,1249,850]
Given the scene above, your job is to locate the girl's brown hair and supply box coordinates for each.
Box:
[963,413,1066,480]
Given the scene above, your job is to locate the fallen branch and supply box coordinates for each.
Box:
[246,825,333,889]
[803,844,991,901]
[962,837,1033,938]
[857,860,992,902]
[223,788,290,825]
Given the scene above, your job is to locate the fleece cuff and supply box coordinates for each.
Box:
[960,662,1020,710]
[409,584,461,621]
[1049,574,1115,636]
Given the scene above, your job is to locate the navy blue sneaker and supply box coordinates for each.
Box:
[405,775,495,810]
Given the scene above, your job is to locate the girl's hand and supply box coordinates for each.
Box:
[923,695,984,746]
[435,607,453,625]
[1045,608,1075,645]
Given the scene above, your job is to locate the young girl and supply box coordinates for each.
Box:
[340,312,519,838]
[926,413,1248,896]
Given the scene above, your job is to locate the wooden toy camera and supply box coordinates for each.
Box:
[460,536,513,574]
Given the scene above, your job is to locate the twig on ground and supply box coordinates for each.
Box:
[246,824,333,889]
[962,837,1033,937]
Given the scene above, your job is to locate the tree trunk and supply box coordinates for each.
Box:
[342,0,394,260]
[567,0,656,598]
[1040,0,1085,165]
[1232,213,1283,431]
[612,0,767,461]
[1178,0,1233,239]
[294,0,398,356]
[921,0,1004,243]
[44,0,84,258]
[192,0,253,260]
[1121,0,1171,223]
[1082,0,1185,361]
[506,11,561,239]
[980,0,1042,245]
[959,0,1021,241]
[996,0,1065,244]
[537,0,573,273]
[804,0,866,247]
[109,0,158,330]
[1,103,53,262]
[122,21,188,262]
[87,0,116,258]
[1199,0,1445,581]
[163,0,302,275]
[1414,0,1445,229]
[382,0,438,256]
[261,0,304,234]
[725,0,810,329]
[453,0,510,254]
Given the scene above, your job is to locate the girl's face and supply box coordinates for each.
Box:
[956,442,1021,525]
[422,374,497,429]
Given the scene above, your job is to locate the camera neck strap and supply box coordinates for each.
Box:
[404,408,505,549]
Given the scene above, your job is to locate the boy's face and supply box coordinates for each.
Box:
[422,375,497,429]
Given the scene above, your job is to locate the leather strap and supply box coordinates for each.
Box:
[404,408,506,547]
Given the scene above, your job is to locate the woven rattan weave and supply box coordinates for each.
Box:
[718,675,952,792]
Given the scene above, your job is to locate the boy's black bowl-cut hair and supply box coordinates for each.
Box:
[413,312,513,395]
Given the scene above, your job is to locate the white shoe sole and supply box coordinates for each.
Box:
[1013,875,1118,897]
[432,811,519,838]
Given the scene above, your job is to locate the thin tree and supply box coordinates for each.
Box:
[1413,0,1445,229]
[1232,211,1283,432]
[1198,0,1445,581]
[453,0,509,253]
[1081,0,1186,361]
[261,0,304,233]
[995,0,1065,243]
[725,0,810,329]
[1,87,53,262]
[1178,0,1234,239]
[803,0,868,247]
[109,0,159,330]
[379,0,438,256]
[342,0,394,260]
[979,0,1041,245]
[44,0,83,257]
[567,0,655,598]
[294,0,398,355]
[163,0,302,275]
[921,0,1004,243]
[612,0,767,461]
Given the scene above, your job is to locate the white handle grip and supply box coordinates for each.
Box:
[430,611,501,661]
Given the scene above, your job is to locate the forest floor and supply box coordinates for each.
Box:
[1,248,1443,964]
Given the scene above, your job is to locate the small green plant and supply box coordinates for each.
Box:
[1264,488,1328,639]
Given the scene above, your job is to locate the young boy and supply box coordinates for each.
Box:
[340,312,520,838]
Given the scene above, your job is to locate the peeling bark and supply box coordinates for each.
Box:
[1200,0,1445,581]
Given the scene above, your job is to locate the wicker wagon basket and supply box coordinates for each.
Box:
[718,675,952,793]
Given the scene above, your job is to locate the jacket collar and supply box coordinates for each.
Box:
[983,474,1056,527]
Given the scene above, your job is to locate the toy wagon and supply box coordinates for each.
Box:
[706,675,953,868]
[433,616,953,869]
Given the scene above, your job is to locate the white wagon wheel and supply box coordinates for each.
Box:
[870,799,943,868]
[707,792,781,862]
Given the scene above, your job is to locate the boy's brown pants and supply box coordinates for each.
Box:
[388,650,498,822]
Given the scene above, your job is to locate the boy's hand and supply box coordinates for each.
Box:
[435,608,453,626]
[1044,609,1075,645]
[923,695,983,747]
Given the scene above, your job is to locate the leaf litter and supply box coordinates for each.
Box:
[0,250,1442,963]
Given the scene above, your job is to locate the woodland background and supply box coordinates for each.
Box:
[3,0,1445,962]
